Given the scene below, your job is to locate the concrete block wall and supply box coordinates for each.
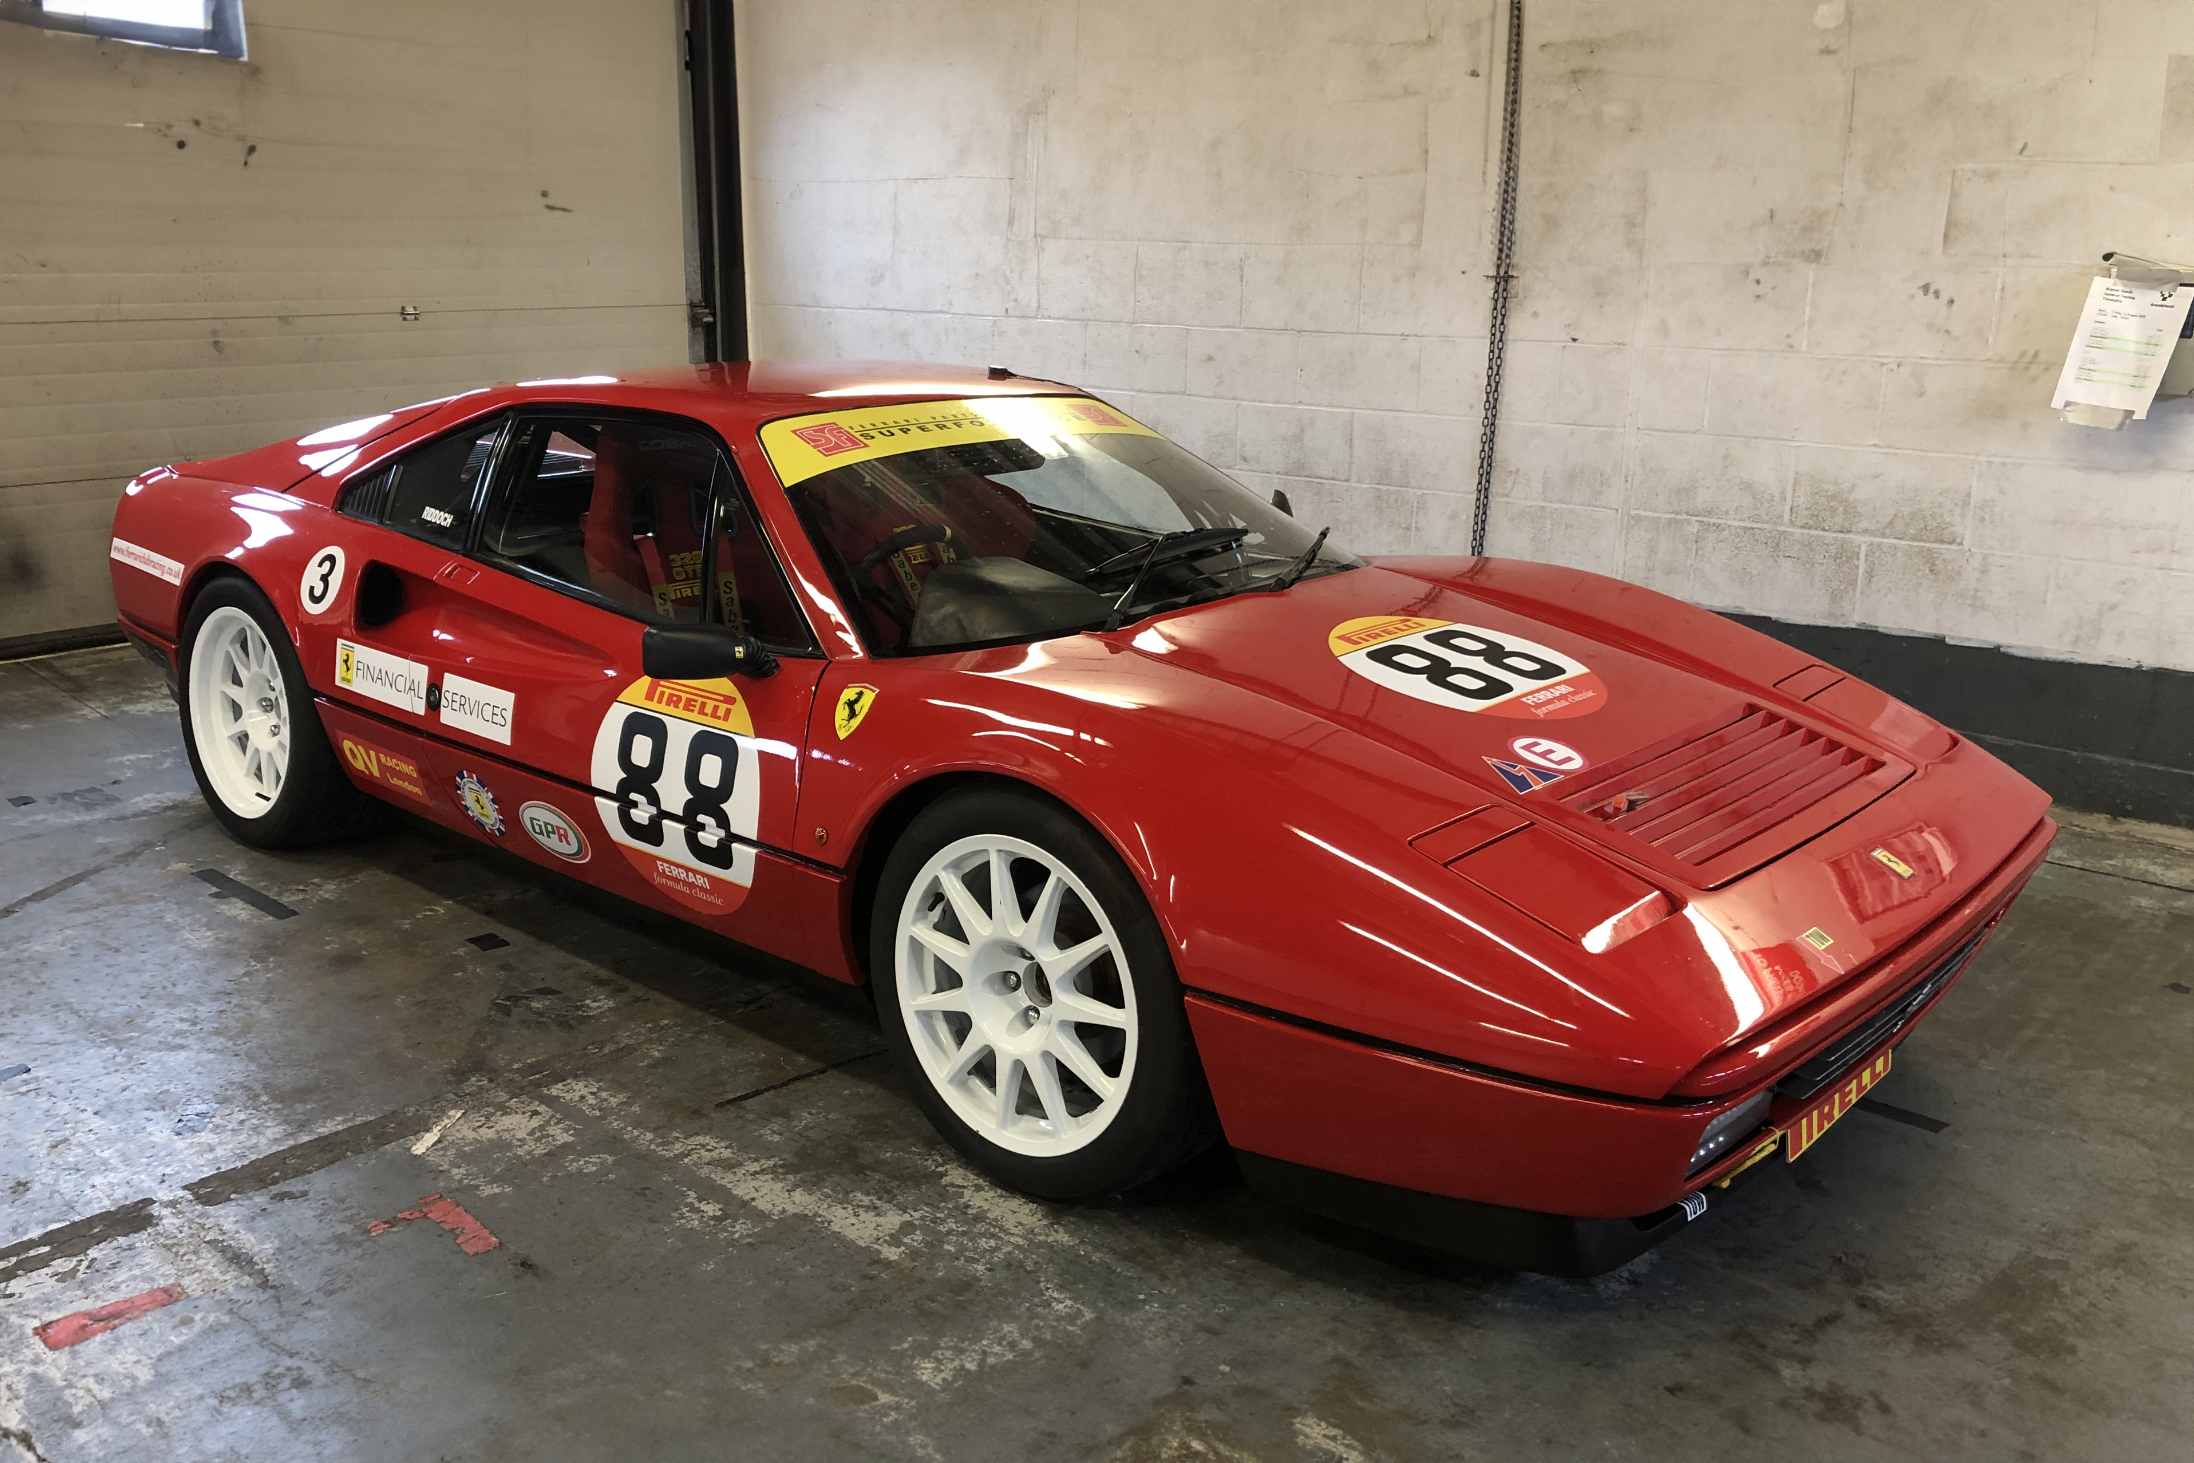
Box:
[0,1,691,642]
[743,0,2194,676]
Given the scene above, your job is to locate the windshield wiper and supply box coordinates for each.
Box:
[1261,526,1331,593]
[1099,526,1248,631]
[1086,525,1248,582]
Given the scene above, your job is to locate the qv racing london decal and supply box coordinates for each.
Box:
[589,677,761,915]
[1328,617,1607,721]
[455,770,505,836]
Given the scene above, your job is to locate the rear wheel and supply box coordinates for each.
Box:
[180,576,374,848]
[871,786,1218,1199]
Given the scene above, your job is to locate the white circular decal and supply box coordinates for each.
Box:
[519,801,591,863]
[1509,736,1588,772]
[589,677,762,915]
[299,545,346,615]
[1328,616,1608,720]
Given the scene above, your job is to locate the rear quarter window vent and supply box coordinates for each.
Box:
[1555,707,1909,888]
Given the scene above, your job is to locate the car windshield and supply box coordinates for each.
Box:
[761,396,1361,655]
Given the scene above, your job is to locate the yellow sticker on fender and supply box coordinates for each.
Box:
[758,396,1159,486]
[1329,617,1608,720]
[834,684,879,740]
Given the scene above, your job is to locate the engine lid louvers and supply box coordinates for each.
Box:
[1554,706,1910,888]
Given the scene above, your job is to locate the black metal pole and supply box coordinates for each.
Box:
[686,0,747,363]
[1472,0,1524,556]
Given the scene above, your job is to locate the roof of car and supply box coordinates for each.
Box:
[499,360,1082,416]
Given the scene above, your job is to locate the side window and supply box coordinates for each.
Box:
[711,479,819,655]
[479,417,712,621]
[337,421,503,550]
[478,415,813,649]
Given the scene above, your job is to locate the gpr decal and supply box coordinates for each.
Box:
[338,735,429,803]
[1328,617,1607,720]
[834,684,879,739]
[335,639,428,716]
[455,770,505,836]
[110,537,184,585]
[298,545,346,615]
[439,672,515,746]
[588,676,760,915]
[519,801,590,863]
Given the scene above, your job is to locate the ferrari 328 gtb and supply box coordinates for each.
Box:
[108,362,2053,1275]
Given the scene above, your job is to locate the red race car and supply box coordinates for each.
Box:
[108,362,2054,1275]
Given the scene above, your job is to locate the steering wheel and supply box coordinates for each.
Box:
[852,523,953,583]
[848,524,954,632]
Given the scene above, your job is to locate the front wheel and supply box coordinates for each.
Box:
[180,576,375,848]
[871,785,1218,1200]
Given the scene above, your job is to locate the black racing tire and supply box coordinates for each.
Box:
[178,575,378,849]
[870,783,1220,1200]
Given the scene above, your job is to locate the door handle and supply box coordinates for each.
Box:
[436,560,480,586]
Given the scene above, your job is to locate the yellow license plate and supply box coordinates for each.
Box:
[1785,1048,1891,1161]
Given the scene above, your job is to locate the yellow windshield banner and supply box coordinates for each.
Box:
[757,396,1159,486]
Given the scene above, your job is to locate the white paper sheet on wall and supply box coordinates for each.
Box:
[2051,277,2194,419]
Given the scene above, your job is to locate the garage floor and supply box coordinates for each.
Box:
[2,645,2189,1463]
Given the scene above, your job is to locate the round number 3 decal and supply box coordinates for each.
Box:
[299,545,346,615]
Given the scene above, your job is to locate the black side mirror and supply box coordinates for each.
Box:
[1270,488,1294,517]
[641,624,778,681]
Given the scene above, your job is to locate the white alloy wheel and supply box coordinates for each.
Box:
[893,834,1140,1157]
[188,605,293,818]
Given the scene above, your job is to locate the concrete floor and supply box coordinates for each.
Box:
[1,645,2189,1463]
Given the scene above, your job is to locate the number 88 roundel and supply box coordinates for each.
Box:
[1328,616,1608,720]
[589,676,763,914]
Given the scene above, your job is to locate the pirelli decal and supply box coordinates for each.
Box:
[1785,1048,1892,1162]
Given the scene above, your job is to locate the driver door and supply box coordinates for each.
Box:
[401,409,826,929]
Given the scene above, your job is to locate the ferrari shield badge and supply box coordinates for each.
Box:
[834,684,879,740]
[455,770,505,836]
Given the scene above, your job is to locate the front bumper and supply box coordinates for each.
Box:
[1186,815,2054,1274]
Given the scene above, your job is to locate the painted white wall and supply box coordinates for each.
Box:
[744,0,2194,674]
[0,0,691,641]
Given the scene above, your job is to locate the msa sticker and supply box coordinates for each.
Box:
[1485,757,1566,795]
[589,677,760,916]
[1800,927,1836,951]
[1328,617,1607,720]
[834,684,879,740]
[298,546,346,615]
[519,801,590,863]
[110,537,184,585]
[439,672,515,746]
[335,639,428,715]
[338,735,430,804]
[455,769,505,836]
[1509,736,1587,772]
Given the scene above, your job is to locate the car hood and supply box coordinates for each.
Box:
[1026,561,2043,1093]
[1128,562,1901,874]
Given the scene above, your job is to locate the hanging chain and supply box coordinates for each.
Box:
[1472,0,1525,556]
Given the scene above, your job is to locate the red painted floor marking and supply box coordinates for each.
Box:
[34,1284,186,1350]
[367,1193,499,1255]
